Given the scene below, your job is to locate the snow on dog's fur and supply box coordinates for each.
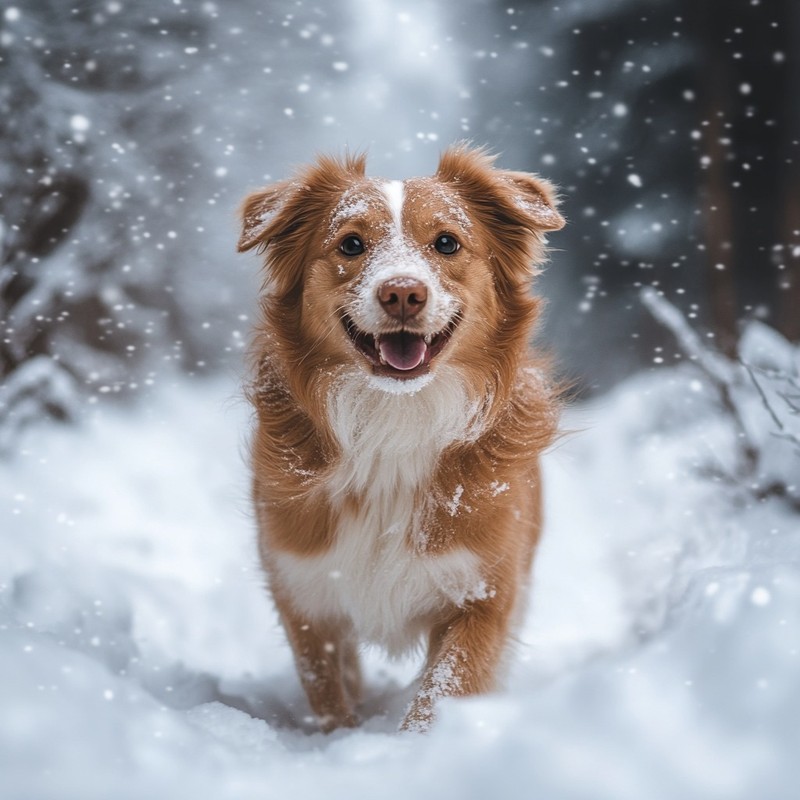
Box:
[238,144,565,732]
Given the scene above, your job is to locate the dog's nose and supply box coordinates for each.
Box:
[377,278,428,321]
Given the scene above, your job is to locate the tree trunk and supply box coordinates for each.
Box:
[696,3,738,356]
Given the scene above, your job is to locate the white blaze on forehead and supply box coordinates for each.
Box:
[347,177,458,335]
[381,180,405,231]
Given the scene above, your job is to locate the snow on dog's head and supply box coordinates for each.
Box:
[238,145,564,392]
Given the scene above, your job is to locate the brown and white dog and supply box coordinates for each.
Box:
[238,144,565,733]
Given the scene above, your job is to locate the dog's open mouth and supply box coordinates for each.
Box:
[341,315,459,379]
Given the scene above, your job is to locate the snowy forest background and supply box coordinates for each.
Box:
[1,2,799,799]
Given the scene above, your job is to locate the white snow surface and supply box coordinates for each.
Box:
[1,368,798,800]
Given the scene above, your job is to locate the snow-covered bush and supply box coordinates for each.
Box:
[0,2,209,445]
[643,288,800,512]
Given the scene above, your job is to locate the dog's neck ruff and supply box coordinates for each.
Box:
[326,367,485,502]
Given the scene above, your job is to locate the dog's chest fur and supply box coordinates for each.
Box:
[272,370,488,655]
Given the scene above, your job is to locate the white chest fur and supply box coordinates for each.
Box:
[272,501,482,655]
[271,369,488,656]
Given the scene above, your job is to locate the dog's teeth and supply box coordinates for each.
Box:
[423,334,432,345]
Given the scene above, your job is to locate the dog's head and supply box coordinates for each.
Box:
[239,145,564,389]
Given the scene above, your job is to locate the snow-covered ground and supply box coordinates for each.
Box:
[1,366,798,800]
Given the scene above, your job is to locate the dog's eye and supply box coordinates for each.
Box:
[339,235,365,257]
[434,234,460,255]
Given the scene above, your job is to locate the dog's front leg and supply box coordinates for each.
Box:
[401,599,513,733]
[276,602,360,733]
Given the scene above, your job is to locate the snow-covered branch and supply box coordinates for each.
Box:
[0,356,79,453]
[642,288,800,511]
[744,365,800,454]
[640,288,735,386]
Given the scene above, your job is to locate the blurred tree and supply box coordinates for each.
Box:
[0,1,208,443]
[461,0,799,387]
[691,0,800,353]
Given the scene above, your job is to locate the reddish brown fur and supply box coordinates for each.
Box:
[238,144,565,732]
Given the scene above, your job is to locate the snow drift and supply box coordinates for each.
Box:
[1,354,798,799]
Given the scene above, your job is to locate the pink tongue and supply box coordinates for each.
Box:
[379,332,427,371]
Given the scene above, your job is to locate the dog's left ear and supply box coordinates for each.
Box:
[437,145,565,236]
[437,146,565,288]
[237,180,293,253]
[498,171,565,232]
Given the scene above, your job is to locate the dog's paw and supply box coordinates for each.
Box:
[398,701,434,734]
[317,710,360,734]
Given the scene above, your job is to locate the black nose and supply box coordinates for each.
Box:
[377,278,428,322]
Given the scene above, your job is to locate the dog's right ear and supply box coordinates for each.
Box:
[237,180,294,253]
[238,154,367,296]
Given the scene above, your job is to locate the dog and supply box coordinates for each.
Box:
[237,144,565,733]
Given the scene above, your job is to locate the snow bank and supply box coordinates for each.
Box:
[1,369,797,799]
